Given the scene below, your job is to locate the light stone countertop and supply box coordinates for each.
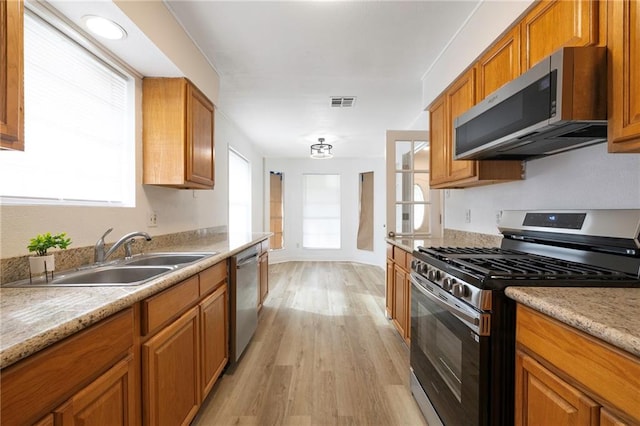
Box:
[0,232,271,369]
[505,287,640,358]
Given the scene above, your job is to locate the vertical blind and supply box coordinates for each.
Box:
[0,11,133,205]
[303,174,341,249]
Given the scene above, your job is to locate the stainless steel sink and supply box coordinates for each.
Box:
[124,252,216,267]
[50,266,175,286]
[3,252,218,288]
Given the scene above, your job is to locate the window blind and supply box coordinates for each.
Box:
[303,174,341,249]
[0,11,134,205]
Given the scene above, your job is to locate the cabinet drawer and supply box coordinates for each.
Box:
[517,305,640,421]
[142,276,200,336]
[393,246,407,268]
[199,261,227,296]
[0,308,133,426]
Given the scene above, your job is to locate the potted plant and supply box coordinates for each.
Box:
[27,232,72,275]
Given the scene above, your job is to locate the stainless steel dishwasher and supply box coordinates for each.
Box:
[230,245,259,363]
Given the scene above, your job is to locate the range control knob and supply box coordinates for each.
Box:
[427,269,441,281]
[452,283,470,298]
[411,259,418,270]
[442,277,456,291]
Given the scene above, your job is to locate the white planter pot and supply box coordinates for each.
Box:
[29,254,55,275]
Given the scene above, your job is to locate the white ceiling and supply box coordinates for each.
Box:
[164,0,481,158]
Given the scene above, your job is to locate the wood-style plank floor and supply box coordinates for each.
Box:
[193,261,427,426]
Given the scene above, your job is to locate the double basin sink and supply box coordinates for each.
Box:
[5,252,218,288]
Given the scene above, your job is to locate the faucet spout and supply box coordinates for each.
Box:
[95,230,152,263]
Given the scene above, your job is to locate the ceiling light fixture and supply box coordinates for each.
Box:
[310,138,333,159]
[82,15,127,40]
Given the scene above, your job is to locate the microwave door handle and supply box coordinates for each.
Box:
[411,276,479,326]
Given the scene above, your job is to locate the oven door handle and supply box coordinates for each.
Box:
[411,275,480,328]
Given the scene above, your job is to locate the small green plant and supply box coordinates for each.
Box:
[27,232,72,256]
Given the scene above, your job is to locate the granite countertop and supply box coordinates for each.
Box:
[0,232,271,369]
[386,230,503,253]
[506,287,640,358]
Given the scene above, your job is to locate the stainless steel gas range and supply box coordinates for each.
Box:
[409,210,640,426]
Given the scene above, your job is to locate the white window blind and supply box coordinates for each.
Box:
[229,149,251,235]
[303,174,341,249]
[0,10,134,206]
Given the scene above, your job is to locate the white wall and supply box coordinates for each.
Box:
[445,144,640,235]
[264,157,386,267]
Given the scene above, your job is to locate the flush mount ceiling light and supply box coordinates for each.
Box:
[310,138,333,159]
[82,15,127,40]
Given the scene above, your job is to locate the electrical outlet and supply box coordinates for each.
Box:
[445,189,451,199]
[465,209,471,223]
[147,211,158,227]
[496,210,502,224]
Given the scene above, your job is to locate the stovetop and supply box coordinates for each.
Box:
[414,246,639,288]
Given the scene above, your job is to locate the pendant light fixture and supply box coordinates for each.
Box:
[310,138,333,159]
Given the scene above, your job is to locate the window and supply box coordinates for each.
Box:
[386,131,438,237]
[0,8,134,206]
[269,171,284,250]
[303,174,340,249]
[229,148,251,235]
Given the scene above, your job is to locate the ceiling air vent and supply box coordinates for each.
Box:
[330,96,356,108]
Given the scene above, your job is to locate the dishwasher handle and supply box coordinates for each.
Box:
[236,255,258,268]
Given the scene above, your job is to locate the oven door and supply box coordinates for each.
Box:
[410,272,490,426]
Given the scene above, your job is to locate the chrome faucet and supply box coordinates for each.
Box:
[94,228,152,263]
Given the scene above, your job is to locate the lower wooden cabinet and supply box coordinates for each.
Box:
[516,351,599,425]
[143,306,201,426]
[386,243,411,344]
[54,354,136,425]
[200,283,228,397]
[258,249,269,310]
[0,309,134,425]
[515,304,640,425]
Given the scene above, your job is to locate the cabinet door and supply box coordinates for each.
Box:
[601,409,631,426]
[0,0,24,150]
[476,25,521,100]
[186,84,215,187]
[521,0,598,70]
[200,283,228,399]
[428,95,449,187]
[143,306,200,426]
[392,264,408,340]
[54,355,135,426]
[385,258,394,319]
[446,68,477,183]
[259,251,269,309]
[515,350,599,426]
[608,0,640,152]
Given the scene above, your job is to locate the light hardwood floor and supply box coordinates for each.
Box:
[193,261,427,426]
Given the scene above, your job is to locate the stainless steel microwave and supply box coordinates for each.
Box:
[454,46,607,160]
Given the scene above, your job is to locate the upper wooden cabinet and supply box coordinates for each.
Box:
[521,0,599,70]
[429,68,523,189]
[0,0,24,151]
[607,0,640,153]
[143,78,215,189]
[476,25,521,100]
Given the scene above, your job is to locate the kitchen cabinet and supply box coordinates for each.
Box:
[0,308,135,425]
[142,306,201,426]
[0,0,24,150]
[428,68,523,189]
[258,240,269,311]
[200,282,228,397]
[515,304,640,425]
[607,0,640,153]
[54,354,136,425]
[143,77,215,189]
[476,25,521,101]
[386,243,411,344]
[520,0,599,70]
[140,261,229,425]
